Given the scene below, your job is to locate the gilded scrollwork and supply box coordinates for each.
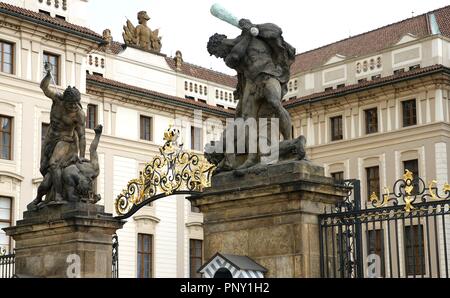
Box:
[369,169,450,212]
[115,127,215,217]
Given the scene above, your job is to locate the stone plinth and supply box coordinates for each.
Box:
[4,202,124,278]
[190,160,348,278]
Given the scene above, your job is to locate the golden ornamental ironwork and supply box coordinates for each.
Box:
[370,170,450,213]
[115,127,215,218]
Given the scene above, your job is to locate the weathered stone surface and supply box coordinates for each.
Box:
[190,160,348,278]
[4,203,124,278]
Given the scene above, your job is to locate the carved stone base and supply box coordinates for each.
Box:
[189,160,348,278]
[4,202,124,278]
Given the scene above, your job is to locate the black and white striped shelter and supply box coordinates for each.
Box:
[198,253,268,278]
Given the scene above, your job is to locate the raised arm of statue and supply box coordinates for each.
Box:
[40,63,61,102]
[76,113,87,160]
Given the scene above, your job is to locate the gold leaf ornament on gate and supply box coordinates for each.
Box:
[115,127,216,216]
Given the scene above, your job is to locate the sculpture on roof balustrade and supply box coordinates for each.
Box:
[123,11,162,53]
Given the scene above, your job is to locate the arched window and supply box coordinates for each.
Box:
[185,81,188,91]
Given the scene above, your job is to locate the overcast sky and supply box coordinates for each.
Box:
[87,0,450,75]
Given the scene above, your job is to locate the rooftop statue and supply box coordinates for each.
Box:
[206,4,306,174]
[123,11,162,53]
[27,63,103,211]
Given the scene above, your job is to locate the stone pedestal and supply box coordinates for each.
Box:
[4,202,124,278]
[190,160,348,278]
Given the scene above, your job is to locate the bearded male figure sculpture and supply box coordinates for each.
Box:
[206,6,306,173]
[27,63,102,211]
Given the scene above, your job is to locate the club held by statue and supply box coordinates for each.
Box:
[210,3,259,36]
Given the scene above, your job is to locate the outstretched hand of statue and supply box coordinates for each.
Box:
[239,19,253,31]
[44,62,52,74]
[238,18,259,37]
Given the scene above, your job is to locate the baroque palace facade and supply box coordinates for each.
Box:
[0,0,450,278]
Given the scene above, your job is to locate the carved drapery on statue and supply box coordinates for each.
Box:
[123,11,162,53]
[115,127,215,219]
[205,4,304,174]
[27,63,103,211]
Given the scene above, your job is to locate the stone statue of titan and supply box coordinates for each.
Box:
[206,17,307,173]
[27,63,102,211]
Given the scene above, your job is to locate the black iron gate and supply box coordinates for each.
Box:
[112,234,119,278]
[320,172,450,278]
[0,253,15,278]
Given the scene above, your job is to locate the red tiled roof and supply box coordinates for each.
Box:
[86,74,234,116]
[165,57,237,88]
[98,41,125,55]
[95,41,237,88]
[291,5,450,74]
[0,2,102,41]
[285,64,448,108]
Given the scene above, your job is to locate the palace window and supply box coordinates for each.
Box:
[403,159,419,195]
[367,229,385,277]
[365,108,378,134]
[404,225,425,276]
[0,41,14,74]
[140,115,153,142]
[330,116,343,141]
[184,81,188,91]
[215,90,219,99]
[38,9,51,16]
[191,126,202,152]
[86,104,98,130]
[137,234,153,278]
[0,116,12,160]
[366,166,380,200]
[402,99,417,127]
[204,87,208,96]
[331,171,344,184]
[189,83,193,92]
[0,197,12,254]
[194,84,198,93]
[358,78,368,84]
[43,52,60,85]
[190,239,203,278]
